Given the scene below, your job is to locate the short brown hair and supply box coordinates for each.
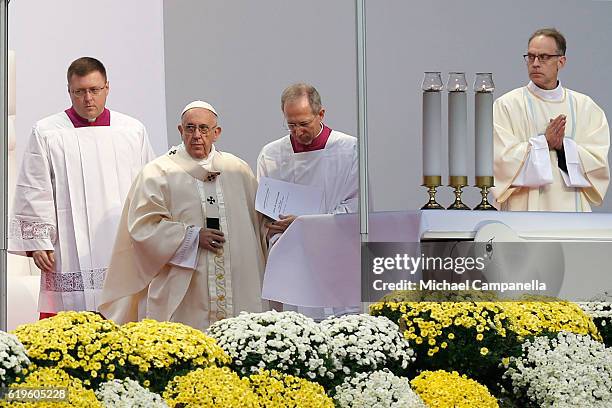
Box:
[67,57,107,83]
[528,28,567,55]
[280,83,322,114]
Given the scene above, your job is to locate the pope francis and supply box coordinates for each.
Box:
[99,101,268,330]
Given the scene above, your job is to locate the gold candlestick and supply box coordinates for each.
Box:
[474,176,496,211]
[448,175,469,210]
[421,175,443,210]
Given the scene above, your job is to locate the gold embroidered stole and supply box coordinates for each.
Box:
[167,147,233,322]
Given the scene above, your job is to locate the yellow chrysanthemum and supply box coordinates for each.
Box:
[371,299,601,348]
[249,369,333,407]
[501,299,600,339]
[120,319,230,392]
[11,311,130,387]
[163,366,258,408]
[411,370,498,408]
[0,367,101,408]
[122,319,230,373]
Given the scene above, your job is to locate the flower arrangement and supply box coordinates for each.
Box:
[11,311,131,388]
[370,298,600,391]
[249,369,333,407]
[163,366,259,408]
[0,307,606,406]
[207,311,335,385]
[370,301,521,390]
[333,369,426,408]
[0,331,30,386]
[319,314,415,380]
[121,319,230,392]
[1,367,101,408]
[503,331,612,408]
[410,370,499,408]
[95,378,168,407]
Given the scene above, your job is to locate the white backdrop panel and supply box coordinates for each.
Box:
[9,0,168,157]
[164,0,612,212]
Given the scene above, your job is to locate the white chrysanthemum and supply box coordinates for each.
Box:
[207,311,334,381]
[320,314,415,377]
[95,378,168,407]
[577,300,612,319]
[333,370,426,408]
[504,331,612,408]
[0,331,31,384]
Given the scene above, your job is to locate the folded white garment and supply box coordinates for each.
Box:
[512,134,553,187]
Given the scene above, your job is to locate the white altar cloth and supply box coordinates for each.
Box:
[261,210,612,307]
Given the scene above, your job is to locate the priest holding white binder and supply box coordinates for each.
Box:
[257,83,359,320]
[493,28,610,211]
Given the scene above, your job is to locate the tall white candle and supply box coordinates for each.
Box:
[448,91,468,177]
[475,91,494,177]
[422,91,441,176]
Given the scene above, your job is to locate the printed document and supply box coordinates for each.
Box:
[256,176,323,220]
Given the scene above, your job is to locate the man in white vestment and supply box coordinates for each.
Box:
[9,57,155,318]
[99,101,268,330]
[493,28,610,211]
[257,83,359,320]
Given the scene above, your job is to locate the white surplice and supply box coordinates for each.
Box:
[8,110,155,313]
[257,130,358,214]
[492,82,610,211]
[257,129,360,320]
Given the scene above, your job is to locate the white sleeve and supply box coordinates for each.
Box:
[8,126,57,254]
[140,125,157,163]
[559,138,591,187]
[511,134,554,187]
[168,225,201,269]
[331,143,359,214]
[256,151,267,181]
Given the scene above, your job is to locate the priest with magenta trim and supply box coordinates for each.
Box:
[9,57,155,318]
[257,83,360,320]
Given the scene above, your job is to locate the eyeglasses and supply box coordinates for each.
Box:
[70,85,107,97]
[523,53,563,64]
[183,124,217,135]
[285,115,318,131]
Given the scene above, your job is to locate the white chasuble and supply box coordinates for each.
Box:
[9,111,154,312]
[99,146,268,330]
[492,85,609,211]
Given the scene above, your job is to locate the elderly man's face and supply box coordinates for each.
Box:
[283,96,325,145]
[526,35,566,90]
[68,71,109,120]
[179,108,220,159]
